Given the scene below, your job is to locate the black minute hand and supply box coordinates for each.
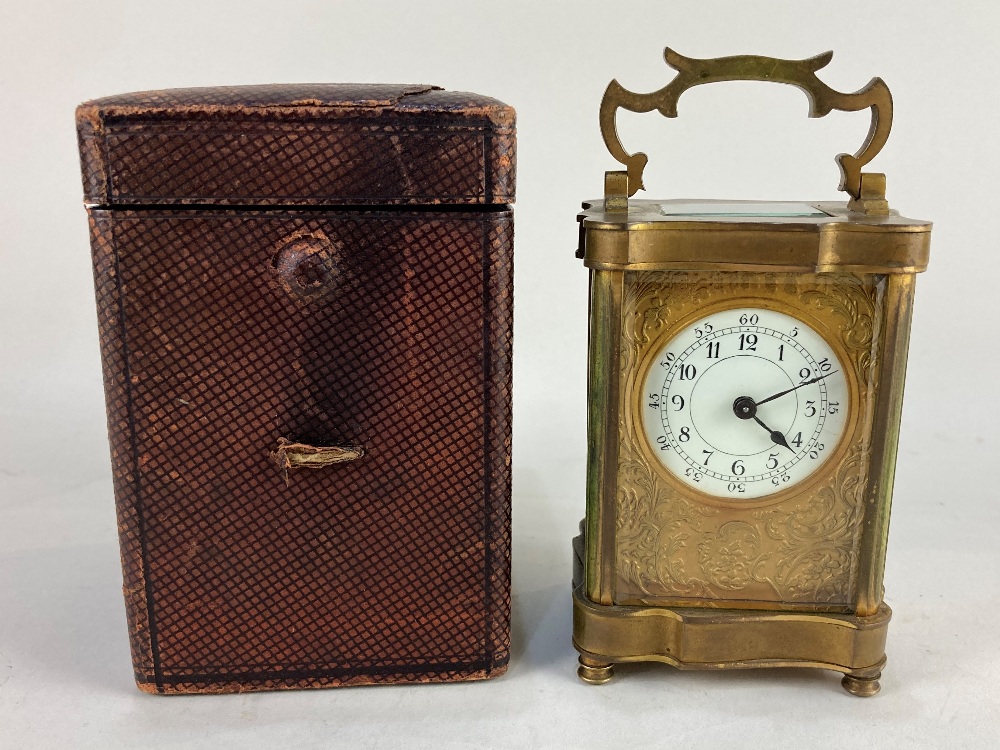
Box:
[755,371,839,408]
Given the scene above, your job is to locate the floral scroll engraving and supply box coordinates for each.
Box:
[698,521,766,591]
[615,271,884,609]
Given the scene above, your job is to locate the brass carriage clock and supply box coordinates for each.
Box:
[573,50,931,696]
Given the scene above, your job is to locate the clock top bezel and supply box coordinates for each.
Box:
[577,199,931,275]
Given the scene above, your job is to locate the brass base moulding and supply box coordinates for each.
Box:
[572,559,890,696]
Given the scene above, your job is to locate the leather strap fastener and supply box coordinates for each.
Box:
[270,437,364,485]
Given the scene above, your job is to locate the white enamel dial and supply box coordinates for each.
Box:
[641,307,849,501]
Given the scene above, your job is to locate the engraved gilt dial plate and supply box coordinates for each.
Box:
[641,307,849,501]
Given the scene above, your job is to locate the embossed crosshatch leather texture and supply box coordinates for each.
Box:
[77,85,515,694]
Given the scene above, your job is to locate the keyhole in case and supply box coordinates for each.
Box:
[271,231,342,302]
[292,255,328,289]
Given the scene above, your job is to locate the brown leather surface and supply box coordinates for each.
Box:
[81,85,514,694]
[89,208,513,693]
[77,84,515,207]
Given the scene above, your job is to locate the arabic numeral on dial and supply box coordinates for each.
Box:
[727,483,746,494]
[659,352,676,369]
[731,460,746,476]
[771,474,791,486]
[778,343,784,361]
[678,426,691,442]
[818,358,832,372]
[648,393,660,409]
[804,400,816,417]
[739,333,757,351]
[829,401,840,415]
[655,435,669,451]
[790,326,798,337]
[702,450,714,466]
[799,367,812,384]
[685,467,702,482]
[678,364,697,380]
[766,452,779,470]
[695,323,713,338]
[808,442,825,460]
[739,313,759,325]
[671,394,685,411]
[790,431,803,448]
[706,341,720,359]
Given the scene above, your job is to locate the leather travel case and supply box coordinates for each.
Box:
[76,84,515,694]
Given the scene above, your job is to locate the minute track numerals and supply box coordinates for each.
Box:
[641,307,849,501]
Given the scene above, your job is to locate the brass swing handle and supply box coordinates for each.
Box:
[599,48,893,210]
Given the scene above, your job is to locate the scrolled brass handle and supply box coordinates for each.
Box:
[599,48,893,203]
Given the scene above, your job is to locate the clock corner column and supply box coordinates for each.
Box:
[855,273,918,616]
[585,268,625,606]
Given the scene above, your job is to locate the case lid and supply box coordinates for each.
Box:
[77,84,515,207]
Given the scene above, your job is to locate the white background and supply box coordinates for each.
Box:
[1,1,997,747]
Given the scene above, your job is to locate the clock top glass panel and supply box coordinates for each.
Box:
[580,199,930,228]
[657,202,828,218]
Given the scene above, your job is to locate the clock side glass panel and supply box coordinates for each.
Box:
[640,307,850,501]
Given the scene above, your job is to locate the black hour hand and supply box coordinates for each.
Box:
[753,416,793,452]
[733,396,794,452]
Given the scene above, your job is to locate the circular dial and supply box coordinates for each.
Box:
[641,307,849,501]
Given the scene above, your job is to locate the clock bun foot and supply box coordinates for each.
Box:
[841,671,881,697]
[577,655,615,685]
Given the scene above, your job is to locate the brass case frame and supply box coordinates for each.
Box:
[577,202,928,694]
